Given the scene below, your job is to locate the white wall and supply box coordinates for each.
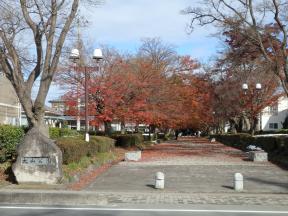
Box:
[261,97,288,131]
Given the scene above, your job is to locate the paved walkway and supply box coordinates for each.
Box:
[1,137,288,206]
[86,137,288,195]
[1,190,288,206]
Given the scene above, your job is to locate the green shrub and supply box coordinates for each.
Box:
[253,136,278,152]
[143,134,154,141]
[211,133,253,151]
[210,133,288,166]
[49,128,61,139]
[90,136,115,153]
[56,136,86,164]
[278,129,288,134]
[112,134,144,148]
[49,127,79,139]
[255,129,288,135]
[56,136,115,164]
[0,125,24,162]
[88,130,106,136]
[60,128,79,137]
[157,133,165,140]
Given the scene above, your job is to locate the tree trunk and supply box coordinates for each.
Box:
[120,121,125,134]
[243,115,251,132]
[104,121,112,136]
[229,118,237,134]
[135,123,139,133]
[250,117,259,136]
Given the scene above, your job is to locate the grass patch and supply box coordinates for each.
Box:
[63,151,116,181]
[0,162,12,187]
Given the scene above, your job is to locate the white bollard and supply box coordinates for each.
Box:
[234,173,243,191]
[155,172,165,189]
[85,133,90,142]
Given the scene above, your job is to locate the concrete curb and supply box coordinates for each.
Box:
[1,190,288,206]
[0,190,108,205]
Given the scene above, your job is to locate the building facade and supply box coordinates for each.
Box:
[261,96,288,131]
[0,72,64,128]
[0,72,21,126]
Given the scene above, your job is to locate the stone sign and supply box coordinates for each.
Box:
[12,128,62,184]
[248,151,268,162]
[21,157,50,166]
[125,151,142,161]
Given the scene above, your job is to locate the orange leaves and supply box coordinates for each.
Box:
[59,42,212,130]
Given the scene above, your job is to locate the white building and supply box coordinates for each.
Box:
[0,72,21,126]
[261,96,288,131]
[0,72,64,128]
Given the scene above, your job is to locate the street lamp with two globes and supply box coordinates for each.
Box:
[69,48,103,142]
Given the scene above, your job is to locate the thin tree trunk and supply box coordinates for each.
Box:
[104,121,112,136]
[120,121,125,134]
[229,118,237,134]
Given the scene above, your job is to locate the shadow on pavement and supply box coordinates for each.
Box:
[146,184,155,189]
[221,185,234,190]
[247,177,288,190]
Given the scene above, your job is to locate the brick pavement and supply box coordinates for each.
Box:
[1,137,287,206]
[80,137,288,205]
[86,137,288,195]
[90,191,288,206]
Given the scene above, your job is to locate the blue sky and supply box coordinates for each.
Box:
[45,0,221,103]
[83,0,219,58]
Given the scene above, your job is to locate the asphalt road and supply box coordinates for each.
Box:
[1,206,288,216]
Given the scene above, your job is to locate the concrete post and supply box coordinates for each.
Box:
[234,173,243,191]
[155,172,165,189]
[76,98,81,131]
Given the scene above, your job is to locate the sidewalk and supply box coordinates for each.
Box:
[0,190,288,206]
[0,137,288,206]
[86,137,288,194]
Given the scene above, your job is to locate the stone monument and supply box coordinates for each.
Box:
[248,151,268,162]
[125,151,142,161]
[12,127,62,184]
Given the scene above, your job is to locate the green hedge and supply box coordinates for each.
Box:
[0,125,24,162]
[210,133,288,166]
[56,136,115,164]
[112,134,144,148]
[255,129,288,135]
[49,127,79,139]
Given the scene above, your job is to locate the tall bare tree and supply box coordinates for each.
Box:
[183,0,288,95]
[0,0,98,133]
[0,0,103,183]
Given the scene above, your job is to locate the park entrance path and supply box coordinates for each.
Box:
[85,137,288,194]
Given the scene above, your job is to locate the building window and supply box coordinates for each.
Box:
[268,104,278,115]
[269,123,278,129]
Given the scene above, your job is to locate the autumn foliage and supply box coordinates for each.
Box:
[57,30,285,136]
[59,40,212,132]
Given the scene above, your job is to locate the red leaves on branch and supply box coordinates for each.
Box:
[60,51,210,130]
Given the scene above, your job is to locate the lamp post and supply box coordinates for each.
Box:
[70,48,103,142]
[242,82,262,134]
[242,83,262,93]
